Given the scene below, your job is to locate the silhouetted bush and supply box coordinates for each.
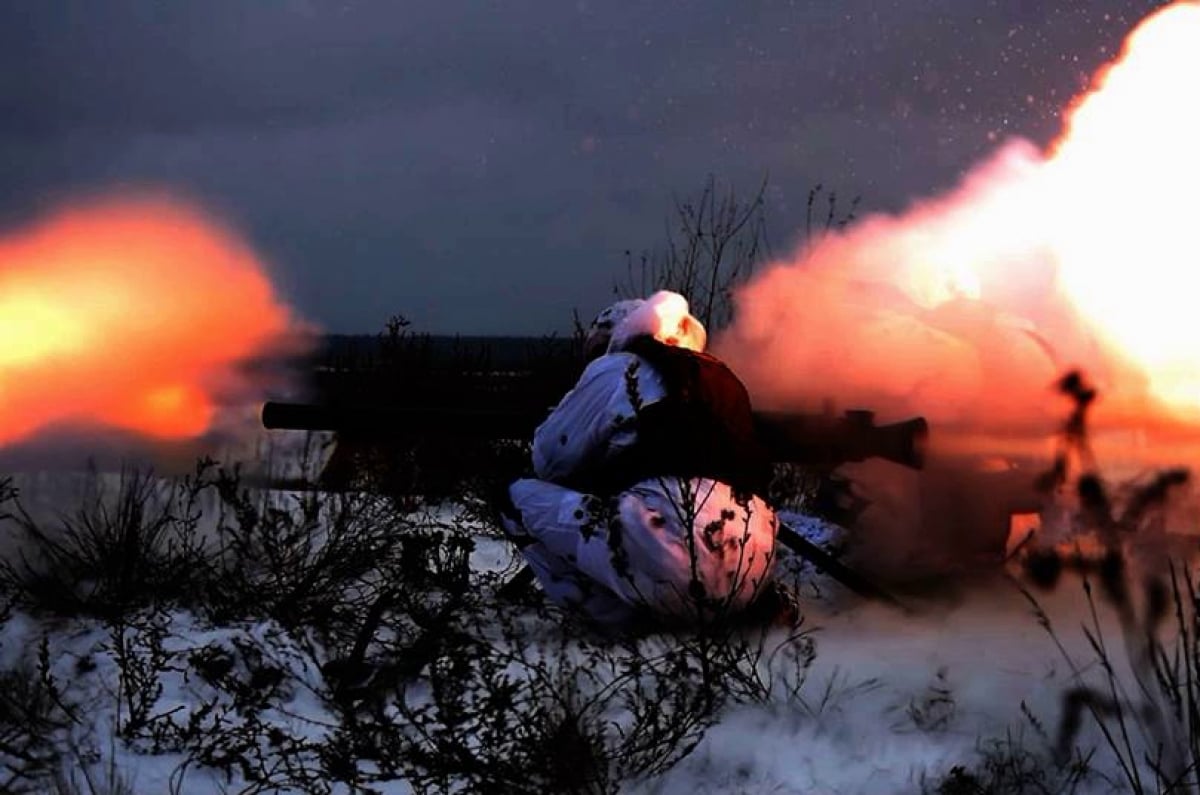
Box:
[0,465,212,620]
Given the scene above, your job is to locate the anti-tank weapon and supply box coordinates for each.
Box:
[261,399,928,605]
[260,401,930,471]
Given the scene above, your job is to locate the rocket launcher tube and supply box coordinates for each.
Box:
[261,401,929,471]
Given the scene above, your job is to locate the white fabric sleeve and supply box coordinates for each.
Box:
[531,352,667,483]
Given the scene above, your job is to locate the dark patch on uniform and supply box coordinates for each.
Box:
[622,359,645,414]
[701,518,726,555]
[576,494,614,543]
[607,513,632,580]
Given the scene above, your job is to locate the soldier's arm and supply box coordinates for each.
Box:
[531,352,666,484]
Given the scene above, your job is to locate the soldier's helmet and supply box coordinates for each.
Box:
[583,298,645,360]
[609,290,707,354]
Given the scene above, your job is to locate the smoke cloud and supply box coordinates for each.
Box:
[716,2,1200,454]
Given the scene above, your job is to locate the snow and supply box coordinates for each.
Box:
[3,578,1151,793]
[650,582,1154,794]
[0,462,1190,794]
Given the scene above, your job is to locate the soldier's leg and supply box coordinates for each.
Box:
[506,479,634,624]
[611,479,779,619]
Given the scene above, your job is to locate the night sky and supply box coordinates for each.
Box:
[0,0,1170,335]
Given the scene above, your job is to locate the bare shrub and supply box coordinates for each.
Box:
[0,465,212,619]
[322,591,816,794]
[49,742,137,795]
[200,461,463,647]
[618,177,858,332]
[926,730,1094,795]
[0,637,76,792]
[1012,370,1200,792]
[618,175,769,333]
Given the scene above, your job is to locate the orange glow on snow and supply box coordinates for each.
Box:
[0,198,306,446]
[717,2,1200,452]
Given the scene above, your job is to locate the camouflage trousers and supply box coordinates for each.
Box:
[503,476,778,625]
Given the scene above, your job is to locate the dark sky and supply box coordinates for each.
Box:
[0,0,1170,334]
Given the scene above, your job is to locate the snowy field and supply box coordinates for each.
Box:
[0,439,1195,795]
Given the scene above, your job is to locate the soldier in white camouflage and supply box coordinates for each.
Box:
[501,291,780,626]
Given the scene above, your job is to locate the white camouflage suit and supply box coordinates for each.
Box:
[504,292,778,625]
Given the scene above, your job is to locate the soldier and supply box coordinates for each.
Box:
[500,291,780,626]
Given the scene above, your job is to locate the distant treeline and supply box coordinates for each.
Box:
[296,334,582,410]
[319,334,579,372]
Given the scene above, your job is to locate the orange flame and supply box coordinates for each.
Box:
[718,1,1200,451]
[0,197,308,447]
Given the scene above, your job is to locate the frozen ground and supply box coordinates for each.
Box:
[0,455,1191,794]
[0,565,1162,793]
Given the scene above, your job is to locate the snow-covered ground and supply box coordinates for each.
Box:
[652,587,1109,793]
[0,564,1166,793]
[0,452,1193,794]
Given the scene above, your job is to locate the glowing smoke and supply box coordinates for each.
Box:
[717,2,1200,449]
[0,197,312,448]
